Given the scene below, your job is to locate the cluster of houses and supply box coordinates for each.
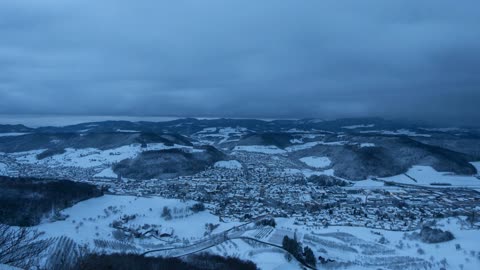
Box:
[2,150,479,232]
[97,153,480,231]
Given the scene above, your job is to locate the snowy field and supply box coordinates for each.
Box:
[36,195,236,247]
[342,124,375,129]
[472,162,480,175]
[360,129,431,137]
[12,143,200,169]
[299,156,332,168]
[360,143,376,148]
[233,140,378,156]
[194,127,249,144]
[234,141,349,155]
[207,240,301,270]
[381,166,480,187]
[0,133,29,137]
[353,179,386,188]
[275,218,480,270]
[94,167,118,178]
[24,194,480,270]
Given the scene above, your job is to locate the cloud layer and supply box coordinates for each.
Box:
[1,0,479,125]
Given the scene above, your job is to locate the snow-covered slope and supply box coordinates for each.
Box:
[233,141,349,155]
[382,166,480,187]
[275,217,480,270]
[0,162,7,175]
[36,195,237,246]
[0,133,29,137]
[299,156,332,168]
[194,127,249,145]
[26,193,480,270]
[360,129,431,137]
[12,143,198,169]
[94,167,118,178]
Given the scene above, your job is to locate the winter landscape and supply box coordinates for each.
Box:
[2,1,480,269]
[1,117,480,270]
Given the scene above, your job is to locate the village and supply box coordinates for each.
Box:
[2,151,479,233]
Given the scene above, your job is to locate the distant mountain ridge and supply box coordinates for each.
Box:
[1,117,479,136]
[1,117,479,180]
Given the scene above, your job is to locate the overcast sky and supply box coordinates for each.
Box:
[1,0,479,125]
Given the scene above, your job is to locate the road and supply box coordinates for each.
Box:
[141,223,316,269]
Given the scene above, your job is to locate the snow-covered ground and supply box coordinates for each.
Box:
[214,160,242,169]
[288,134,326,144]
[218,127,248,135]
[381,166,480,187]
[28,193,480,270]
[276,217,480,270]
[197,127,217,133]
[303,168,335,177]
[360,143,376,148]
[94,167,118,178]
[342,124,375,129]
[471,162,480,175]
[360,129,431,137]
[353,179,385,187]
[194,127,249,144]
[420,127,463,132]
[208,240,301,270]
[248,250,300,270]
[0,264,23,270]
[299,156,332,168]
[290,138,303,144]
[0,133,29,137]
[36,195,236,247]
[234,141,348,155]
[285,142,321,152]
[0,162,7,175]
[12,143,199,169]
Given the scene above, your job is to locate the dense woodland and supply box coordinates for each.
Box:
[113,146,225,180]
[0,176,103,226]
[73,253,258,270]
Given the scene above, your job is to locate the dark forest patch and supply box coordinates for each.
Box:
[0,176,103,226]
[73,253,258,270]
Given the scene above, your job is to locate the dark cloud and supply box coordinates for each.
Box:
[0,0,479,125]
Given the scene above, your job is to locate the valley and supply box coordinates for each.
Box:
[1,118,480,270]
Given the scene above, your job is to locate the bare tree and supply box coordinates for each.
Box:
[0,224,51,269]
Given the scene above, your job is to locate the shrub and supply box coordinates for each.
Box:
[36,148,66,160]
[190,203,206,213]
[419,226,454,243]
[112,229,129,241]
[161,206,172,220]
[304,246,316,267]
[255,218,276,228]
